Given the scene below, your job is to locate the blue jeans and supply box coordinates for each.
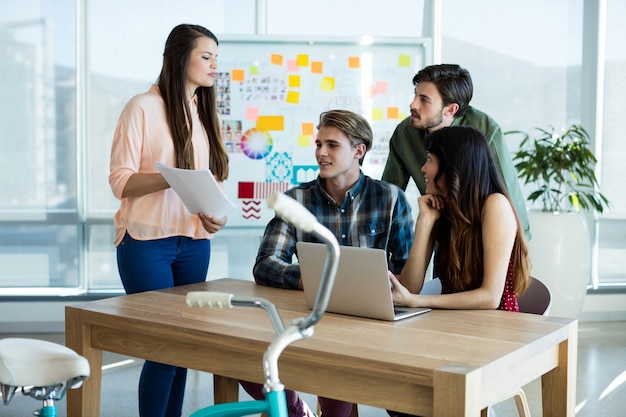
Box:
[117,233,211,417]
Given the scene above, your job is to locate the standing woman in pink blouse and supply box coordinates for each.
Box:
[389,126,530,313]
[109,24,229,417]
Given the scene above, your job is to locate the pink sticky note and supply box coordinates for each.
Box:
[245,107,259,120]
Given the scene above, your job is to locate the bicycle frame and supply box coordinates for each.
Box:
[187,192,340,417]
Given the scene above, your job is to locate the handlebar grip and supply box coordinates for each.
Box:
[268,192,318,233]
[186,291,234,308]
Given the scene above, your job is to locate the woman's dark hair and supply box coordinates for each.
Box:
[158,24,228,180]
[413,64,473,118]
[425,126,530,295]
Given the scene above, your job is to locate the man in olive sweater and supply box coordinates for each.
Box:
[382,64,530,240]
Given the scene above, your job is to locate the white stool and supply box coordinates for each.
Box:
[0,338,90,416]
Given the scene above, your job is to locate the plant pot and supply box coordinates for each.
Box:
[526,210,590,319]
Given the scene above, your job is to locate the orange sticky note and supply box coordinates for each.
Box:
[348,56,360,69]
[387,107,399,119]
[256,116,285,131]
[288,75,301,88]
[298,134,312,147]
[231,69,245,82]
[286,91,300,104]
[319,77,335,92]
[372,108,384,121]
[297,54,309,67]
[271,54,284,66]
[311,61,323,74]
[398,54,411,67]
[302,123,314,135]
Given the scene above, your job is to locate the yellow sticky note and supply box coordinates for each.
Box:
[249,66,258,75]
[298,134,312,147]
[256,116,285,131]
[311,61,323,74]
[372,108,384,121]
[288,75,301,88]
[319,77,335,92]
[297,54,309,67]
[231,69,245,82]
[387,107,399,119]
[286,90,300,104]
[398,54,411,67]
[302,123,314,135]
[348,56,360,69]
[271,54,284,66]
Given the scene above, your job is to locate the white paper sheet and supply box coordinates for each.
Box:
[155,162,237,218]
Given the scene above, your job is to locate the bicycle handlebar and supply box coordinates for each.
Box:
[186,191,340,393]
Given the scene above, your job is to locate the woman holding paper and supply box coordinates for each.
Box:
[108,23,229,417]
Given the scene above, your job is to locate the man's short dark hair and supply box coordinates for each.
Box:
[413,64,473,118]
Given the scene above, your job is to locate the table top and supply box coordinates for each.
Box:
[66,278,577,414]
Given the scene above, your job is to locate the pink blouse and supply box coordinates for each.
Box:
[109,85,215,246]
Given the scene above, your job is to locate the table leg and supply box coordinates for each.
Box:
[433,363,482,417]
[541,321,578,417]
[65,307,103,417]
[214,375,240,404]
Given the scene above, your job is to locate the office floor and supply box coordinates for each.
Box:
[1,321,625,417]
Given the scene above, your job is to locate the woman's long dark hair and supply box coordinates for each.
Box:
[425,126,530,295]
[158,24,228,180]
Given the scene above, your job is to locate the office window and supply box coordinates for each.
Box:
[597,0,626,287]
[441,0,584,133]
[0,0,80,292]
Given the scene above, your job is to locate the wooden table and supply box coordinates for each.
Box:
[65,278,578,417]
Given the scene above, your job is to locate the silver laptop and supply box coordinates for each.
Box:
[297,242,431,321]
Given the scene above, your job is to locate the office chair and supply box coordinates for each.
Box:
[0,337,90,416]
[481,277,552,417]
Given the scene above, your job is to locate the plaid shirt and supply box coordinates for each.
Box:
[253,173,415,289]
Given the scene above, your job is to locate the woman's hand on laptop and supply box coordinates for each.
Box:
[389,272,418,307]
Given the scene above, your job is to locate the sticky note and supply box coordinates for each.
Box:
[287,59,298,72]
[319,77,335,92]
[298,135,312,147]
[288,75,301,88]
[286,91,300,104]
[271,54,283,66]
[249,66,258,75]
[297,54,309,67]
[372,108,384,121]
[348,56,360,68]
[231,69,245,82]
[398,54,411,67]
[311,61,323,74]
[375,81,388,94]
[246,107,259,120]
[387,107,399,119]
[256,116,285,131]
[302,123,314,135]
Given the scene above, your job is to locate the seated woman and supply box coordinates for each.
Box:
[390,125,530,311]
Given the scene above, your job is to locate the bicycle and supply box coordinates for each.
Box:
[186,191,340,417]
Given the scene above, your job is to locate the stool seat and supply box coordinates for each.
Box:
[0,338,90,405]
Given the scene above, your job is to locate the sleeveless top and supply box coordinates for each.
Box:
[434,246,519,312]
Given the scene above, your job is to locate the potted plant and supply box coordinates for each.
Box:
[506,124,611,319]
[508,124,610,214]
